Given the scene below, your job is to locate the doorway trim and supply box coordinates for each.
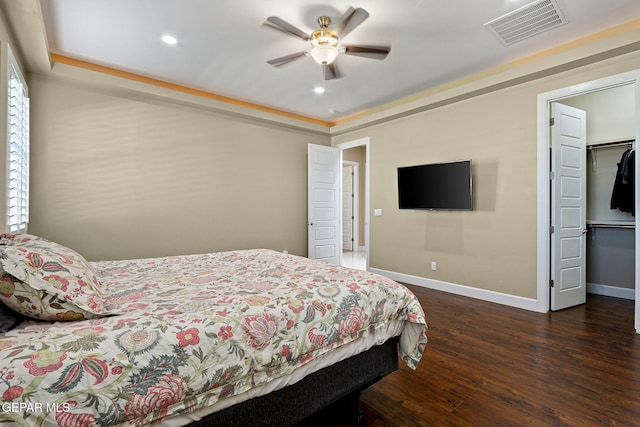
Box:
[336,137,370,270]
[536,70,640,332]
[342,161,359,252]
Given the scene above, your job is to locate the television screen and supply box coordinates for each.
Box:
[397,160,472,210]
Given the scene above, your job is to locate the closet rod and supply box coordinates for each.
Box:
[587,223,635,229]
[587,139,635,150]
[588,139,634,172]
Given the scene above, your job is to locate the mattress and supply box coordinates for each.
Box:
[0,248,427,426]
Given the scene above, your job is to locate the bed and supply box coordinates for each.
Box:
[0,233,427,426]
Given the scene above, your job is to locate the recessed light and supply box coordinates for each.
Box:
[162,34,178,45]
[313,87,325,94]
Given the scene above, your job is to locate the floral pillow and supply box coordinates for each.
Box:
[0,234,108,321]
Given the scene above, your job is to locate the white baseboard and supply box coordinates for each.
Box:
[369,268,540,312]
[587,282,635,300]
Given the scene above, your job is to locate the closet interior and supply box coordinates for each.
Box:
[563,84,636,300]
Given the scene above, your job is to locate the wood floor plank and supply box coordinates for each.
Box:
[354,285,640,426]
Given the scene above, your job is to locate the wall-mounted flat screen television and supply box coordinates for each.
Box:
[397,160,472,210]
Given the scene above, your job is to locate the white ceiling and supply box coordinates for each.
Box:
[36,0,640,123]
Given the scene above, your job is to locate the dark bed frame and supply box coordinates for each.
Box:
[189,337,400,426]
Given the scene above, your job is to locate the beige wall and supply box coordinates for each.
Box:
[28,74,329,261]
[26,49,640,298]
[332,51,640,300]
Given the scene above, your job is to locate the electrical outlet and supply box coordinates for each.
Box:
[431,261,437,271]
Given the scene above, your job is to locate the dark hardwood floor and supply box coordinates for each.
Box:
[356,285,640,427]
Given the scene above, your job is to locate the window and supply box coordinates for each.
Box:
[6,48,29,233]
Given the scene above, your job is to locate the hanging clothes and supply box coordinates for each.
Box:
[610,148,635,215]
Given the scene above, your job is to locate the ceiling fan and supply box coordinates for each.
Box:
[264,7,390,80]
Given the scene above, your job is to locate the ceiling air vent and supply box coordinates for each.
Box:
[484,0,568,46]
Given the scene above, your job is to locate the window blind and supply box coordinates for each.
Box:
[7,58,29,233]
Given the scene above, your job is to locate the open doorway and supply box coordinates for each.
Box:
[560,88,636,303]
[337,138,370,271]
[537,70,640,332]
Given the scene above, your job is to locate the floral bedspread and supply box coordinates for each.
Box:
[0,249,427,426]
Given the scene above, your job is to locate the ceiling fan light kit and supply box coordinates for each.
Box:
[309,17,339,65]
[264,7,390,80]
[309,45,339,65]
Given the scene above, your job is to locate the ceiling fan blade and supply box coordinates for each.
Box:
[267,51,307,67]
[323,63,340,80]
[336,7,369,40]
[343,45,390,60]
[264,16,309,41]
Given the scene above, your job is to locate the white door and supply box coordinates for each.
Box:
[308,144,341,264]
[342,165,354,251]
[550,103,587,311]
